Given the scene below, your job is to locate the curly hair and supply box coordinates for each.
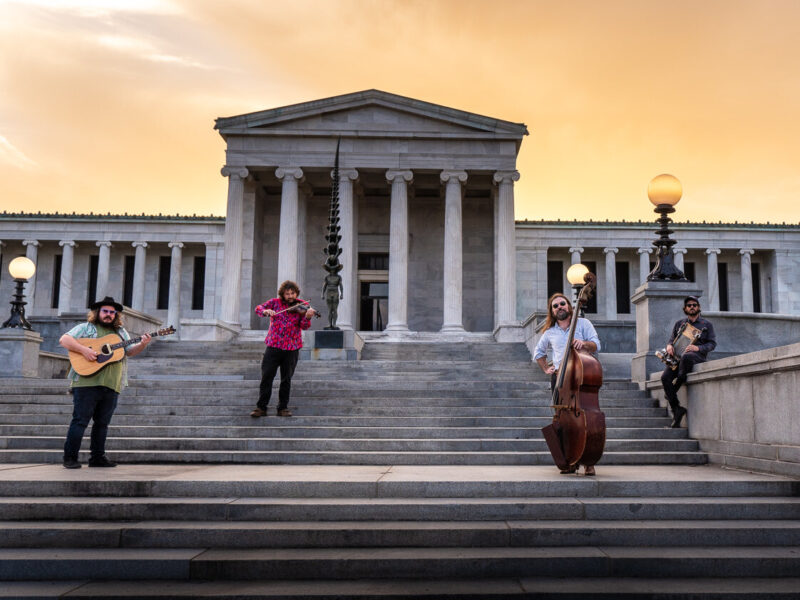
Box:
[87,308,124,329]
[543,293,572,330]
[278,280,301,300]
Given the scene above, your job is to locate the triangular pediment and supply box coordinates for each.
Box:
[215,89,528,138]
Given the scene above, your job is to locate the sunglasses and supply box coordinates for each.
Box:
[551,301,568,309]
[685,303,699,308]
[99,308,117,315]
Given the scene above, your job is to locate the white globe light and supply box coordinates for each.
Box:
[567,263,590,285]
[8,256,36,280]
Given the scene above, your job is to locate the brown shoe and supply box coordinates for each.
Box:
[250,408,267,418]
[584,465,596,476]
[277,408,292,417]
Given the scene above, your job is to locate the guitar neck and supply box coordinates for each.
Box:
[109,330,168,351]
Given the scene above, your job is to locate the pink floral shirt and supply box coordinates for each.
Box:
[255,298,312,350]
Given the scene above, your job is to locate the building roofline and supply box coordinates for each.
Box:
[0,212,224,223]
[515,218,800,231]
[215,89,529,137]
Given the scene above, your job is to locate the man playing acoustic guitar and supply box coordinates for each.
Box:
[59,296,151,469]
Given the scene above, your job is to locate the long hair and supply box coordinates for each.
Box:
[543,293,572,330]
[278,280,300,301]
[87,309,124,329]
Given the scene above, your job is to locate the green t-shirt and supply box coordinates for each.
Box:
[68,323,127,393]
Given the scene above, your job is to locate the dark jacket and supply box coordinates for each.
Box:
[668,316,717,359]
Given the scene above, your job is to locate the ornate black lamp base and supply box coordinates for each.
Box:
[1,279,32,330]
[646,204,687,282]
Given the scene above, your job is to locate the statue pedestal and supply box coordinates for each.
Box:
[301,330,360,360]
[630,280,703,386]
[0,328,43,378]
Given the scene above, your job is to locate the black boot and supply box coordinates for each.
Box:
[671,406,687,428]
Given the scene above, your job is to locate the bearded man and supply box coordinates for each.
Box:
[661,295,717,428]
[59,296,151,469]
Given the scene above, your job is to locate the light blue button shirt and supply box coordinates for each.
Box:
[533,318,601,369]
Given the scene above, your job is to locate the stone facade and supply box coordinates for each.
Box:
[1,90,799,342]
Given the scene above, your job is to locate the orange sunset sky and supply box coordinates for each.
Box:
[1,0,798,223]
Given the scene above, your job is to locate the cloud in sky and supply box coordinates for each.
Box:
[0,134,38,170]
[0,0,798,222]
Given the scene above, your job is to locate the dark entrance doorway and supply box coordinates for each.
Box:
[359,281,388,331]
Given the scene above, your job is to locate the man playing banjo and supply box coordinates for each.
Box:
[660,295,717,428]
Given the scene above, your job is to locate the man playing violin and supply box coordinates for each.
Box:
[251,280,316,418]
[660,296,717,428]
[534,293,602,476]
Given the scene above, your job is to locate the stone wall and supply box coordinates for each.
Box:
[646,342,800,478]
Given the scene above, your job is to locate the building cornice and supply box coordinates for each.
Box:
[515,219,800,232]
[0,212,225,224]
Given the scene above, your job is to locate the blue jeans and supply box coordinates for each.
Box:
[63,386,119,461]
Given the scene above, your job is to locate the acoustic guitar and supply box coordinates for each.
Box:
[68,326,175,376]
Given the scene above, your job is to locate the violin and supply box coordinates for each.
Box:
[274,299,322,319]
[541,272,606,474]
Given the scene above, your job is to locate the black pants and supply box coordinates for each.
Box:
[64,385,118,461]
[660,351,705,412]
[258,347,299,410]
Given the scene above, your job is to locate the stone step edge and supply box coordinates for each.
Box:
[2,577,799,599]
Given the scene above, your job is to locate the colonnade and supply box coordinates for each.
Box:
[0,238,206,328]
[221,165,520,333]
[566,245,761,318]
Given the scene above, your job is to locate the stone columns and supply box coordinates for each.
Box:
[22,240,39,312]
[440,170,468,333]
[219,166,248,324]
[336,168,359,331]
[493,170,519,328]
[740,248,755,312]
[95,241,112,300]
[673,247,687,272]
[569,247,584,266]
[167,242,183,335]
[57,241,76,315]
[131,242,148,311]
[276,167,304,287]
[705,248,721,311]
[637,247,652,284]
[203,241,222,320]
[385,169,413,333]
[603,247,618,319]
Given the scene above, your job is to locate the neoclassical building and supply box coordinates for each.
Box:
[1,90,798,343]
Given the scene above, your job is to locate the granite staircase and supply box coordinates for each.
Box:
[0,339,703,466]
[0,338,798,598]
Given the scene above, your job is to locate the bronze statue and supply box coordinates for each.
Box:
[322,139,343,330]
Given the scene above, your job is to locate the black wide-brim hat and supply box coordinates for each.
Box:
[90,296,124,312]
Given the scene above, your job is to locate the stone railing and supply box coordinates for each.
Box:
[646,342,800,478]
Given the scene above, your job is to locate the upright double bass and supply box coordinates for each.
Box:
[541,273,606,475]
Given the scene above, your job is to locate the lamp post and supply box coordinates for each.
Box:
[2,256,36,330]
[646,174,687,281]
[566,263,590,317]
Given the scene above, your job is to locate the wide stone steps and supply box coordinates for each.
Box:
[0,404,666,417]
[0,424,690,439]
[3,519,800,549]
[8,577,798,598]
[0,449,709,466]
[1,435,700,451]
[3,496,799,522]
[0,464,797,594]
[3,545,800,582]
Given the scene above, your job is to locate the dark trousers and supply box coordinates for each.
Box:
[63,386,119,460]
[258,347,299,410]
[660,351,705,412]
